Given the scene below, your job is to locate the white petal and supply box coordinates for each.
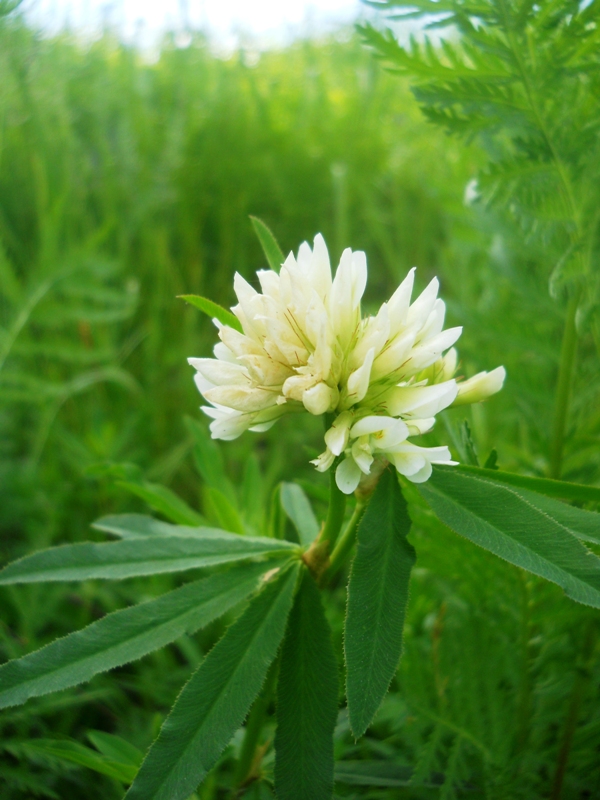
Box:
[452,366,506,406]
[324,411,353,456]
[407,277,439,327]
[351,440,374,474]
[345,347,375,404]
[191,358,250,387]
[403,460,433,483]
[311,448,336,472]
[384,380,458,418]
[335,457,362,494]
[387,267,415,334]
[203,385,277,413]
[302,381,339,415]
[350,415,399,438]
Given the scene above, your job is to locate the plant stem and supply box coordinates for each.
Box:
[323,501,364,584]
[550,621,597,800]
[549,290,580,479]
[319,465,347,553]
[231,659,278,794]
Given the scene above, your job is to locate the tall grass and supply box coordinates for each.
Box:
[0,10,598,800]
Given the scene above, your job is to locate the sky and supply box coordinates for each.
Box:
[24,0,367,47]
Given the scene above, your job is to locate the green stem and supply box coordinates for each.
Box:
[231,659,278,794]
[319,465,347,553]
[550,621,597,800]
[323,501,364,584]
[549,290,580,479]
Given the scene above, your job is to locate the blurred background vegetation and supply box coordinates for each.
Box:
[1,4,599,798]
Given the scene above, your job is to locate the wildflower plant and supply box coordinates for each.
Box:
[1,217,600,800]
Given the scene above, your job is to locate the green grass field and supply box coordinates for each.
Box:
[1,7,599,799]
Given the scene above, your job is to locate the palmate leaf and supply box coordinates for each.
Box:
[419,466,600,607]
[126,564,300,800]
[345,469,416,738]
[0,561,275,709]
[0,532,298,584]
[275,569,338,800]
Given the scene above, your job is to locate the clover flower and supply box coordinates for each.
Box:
[189,234,505,493]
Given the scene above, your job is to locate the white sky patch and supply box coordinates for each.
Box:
[23,0,365,47]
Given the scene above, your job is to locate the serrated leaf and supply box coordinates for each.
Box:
[275,569,338,800]
[125,564,299,800]
[178,295,242,332]
[419,467,600,608]
[280,482,320,546]
[456,464,600,504]
[116,480,205,526]
[250,216,285,272]
[345,469,415,738]
[0,532,297,584]
[0,561,273,709]
[92,514,188,539]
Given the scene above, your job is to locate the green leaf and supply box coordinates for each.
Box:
[178,295,242,332]
[185,416,237,504]
[16,738,137,783]
[204,487,245,534]
[345,469,415,738]
[280,482,320,546]
[86,731,143,770]
[456,465,600,504]
[275,569,338,800]
[250,216,285,272]
[125,564,300,800]
[116,481,205,526]
[0,533,298,584]
[334,761,416,788]
[419,467,600,608]
[0,561,273,709]
[92,514,188,539]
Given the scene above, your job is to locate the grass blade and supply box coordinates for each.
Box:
[345,469,415,738]
[456,465,600,504]
[275,569,338,800]
[0,533,298,584]
[125,564,300,800]
[0,561,274,709]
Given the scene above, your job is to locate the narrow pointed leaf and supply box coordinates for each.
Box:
[275,569,338,800]
[456,465,600,504]
[420,466,600,608]
[126,564,300,800]
[345,469,415,738]
[92,514,194,539]
[280,482,320,546]
[0,561,273,709]
[250,216,285,272]
[178,294,242,332]
[0,533,297,584]
[116,480,205,526]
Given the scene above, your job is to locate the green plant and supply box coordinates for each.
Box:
[1,222,600,800]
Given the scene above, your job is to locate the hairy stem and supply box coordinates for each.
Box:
[549,290,580,479]
[319,466,347,553]
[322,501,365,584]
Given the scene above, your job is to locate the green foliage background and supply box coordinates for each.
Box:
[0,6,599,799]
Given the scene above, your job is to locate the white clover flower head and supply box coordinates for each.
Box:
[188,233,505,490]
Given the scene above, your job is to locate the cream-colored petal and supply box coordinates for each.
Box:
[452,366,506,406]
[335,457,362,494]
